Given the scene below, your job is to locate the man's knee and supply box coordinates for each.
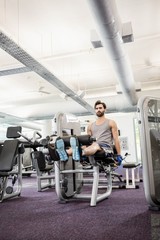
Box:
[83,142,100,156]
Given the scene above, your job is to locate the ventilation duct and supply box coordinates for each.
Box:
[87,0,138,106]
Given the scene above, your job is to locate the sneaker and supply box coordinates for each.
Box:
[70,136,80,161]
[55,137,68,161]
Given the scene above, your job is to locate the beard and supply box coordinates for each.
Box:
[96,111,105,117]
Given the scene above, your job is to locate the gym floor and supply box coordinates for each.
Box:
[0,173,159,240]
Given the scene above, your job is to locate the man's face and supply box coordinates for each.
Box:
[95,104,105,117]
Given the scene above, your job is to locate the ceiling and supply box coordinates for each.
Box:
[0,0,160,126]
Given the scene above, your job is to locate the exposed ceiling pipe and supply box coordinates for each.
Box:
[87,0,138,106]
[0,66,31,76]
[0,111,42,130]
[0,30,95,114]
[82,89,160,115]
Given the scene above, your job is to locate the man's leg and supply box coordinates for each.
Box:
[82,142,101,156]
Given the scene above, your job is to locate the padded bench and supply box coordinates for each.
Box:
[123,162,141,189]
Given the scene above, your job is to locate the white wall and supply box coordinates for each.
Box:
[109,112,139,163]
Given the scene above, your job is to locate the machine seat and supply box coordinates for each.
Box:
[0,139,19,174]
[93,149,116,166]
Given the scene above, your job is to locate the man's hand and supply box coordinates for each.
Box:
[116,155,123,165]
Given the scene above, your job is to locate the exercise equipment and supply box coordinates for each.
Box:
[53,112,115,206]
[18,131,42,177]
[122,162,140,189]
[119,152,141,189]
[19,131,55,192]
[31,150,55,192]
[22,147,35,177]
[54,135,114,206]
[137,96,160,210]
[0,126,24,202]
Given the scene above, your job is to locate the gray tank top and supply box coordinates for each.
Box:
[91,119,113,146]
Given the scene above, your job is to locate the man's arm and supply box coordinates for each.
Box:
[109,120,121,155]
[87,123,92,136]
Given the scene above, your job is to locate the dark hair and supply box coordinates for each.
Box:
[94,100,106,109]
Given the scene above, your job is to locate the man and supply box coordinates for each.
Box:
[83,100,121,158]
[55,100,123,165]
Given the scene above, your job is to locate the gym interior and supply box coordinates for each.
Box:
[0,1,160,240]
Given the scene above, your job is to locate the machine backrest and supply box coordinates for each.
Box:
[6,126,22,139]
[0,139,19,172]
[37,151,46,171]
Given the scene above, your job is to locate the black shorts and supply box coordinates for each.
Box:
[99,143,113,156]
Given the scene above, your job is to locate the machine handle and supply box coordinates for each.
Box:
[17,131,32,144]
